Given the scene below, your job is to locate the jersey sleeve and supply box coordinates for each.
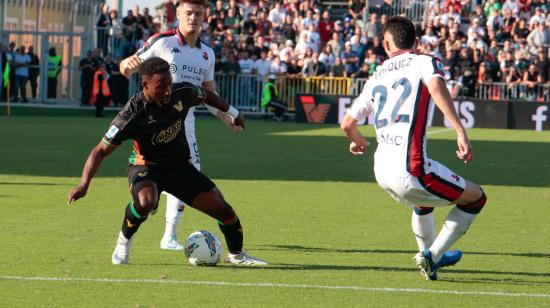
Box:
[135,36,159,60]
[102,112,133,146]
[171,82,206,106]
[420,55,445,84]
[347,83,374,122]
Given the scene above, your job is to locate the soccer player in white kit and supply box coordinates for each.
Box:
[341,16,487,280]
[120,0,241,251]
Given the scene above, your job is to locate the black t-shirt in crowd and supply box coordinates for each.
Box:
[79,58,96,84]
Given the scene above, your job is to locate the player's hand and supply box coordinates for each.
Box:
[217,111,243,133]
[233,114,245,131]
[456,134,473,163]
[67,184,89,205]
[349,140,368,155]
[122,55,142,74]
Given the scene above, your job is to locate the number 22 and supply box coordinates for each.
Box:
[372,78,412,129]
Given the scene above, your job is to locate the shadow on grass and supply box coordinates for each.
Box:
[252,244,416,254]
[253,244,550,259]
[441,277,550,285]
[133,261,550,281]
[1,117,549,187]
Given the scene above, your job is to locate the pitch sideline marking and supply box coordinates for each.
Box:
[1,275,549,299]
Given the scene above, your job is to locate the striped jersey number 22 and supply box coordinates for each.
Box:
[372,77,412,129]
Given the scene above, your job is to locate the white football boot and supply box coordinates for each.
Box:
[160,235,184,251]
[224,251,268,266]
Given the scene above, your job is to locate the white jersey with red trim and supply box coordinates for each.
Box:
[136,28,215,85]
[135,28,216,169]
[348,51,445,177]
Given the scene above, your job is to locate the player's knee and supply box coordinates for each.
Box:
[457,188,487,214]
[136,195,158,214]
[414,206,434,215]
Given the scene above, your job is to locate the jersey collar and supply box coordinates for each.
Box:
[176,28,202,48]
[390,49,413,58]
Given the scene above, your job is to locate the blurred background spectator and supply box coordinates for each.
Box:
[7,0,542,105]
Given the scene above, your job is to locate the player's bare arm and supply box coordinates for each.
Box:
[202,88,245,130]
[120,55,143,77]
[427,77,473,163]
[203,80,243,133]
[67,141,117,205]
[341,113,368,155]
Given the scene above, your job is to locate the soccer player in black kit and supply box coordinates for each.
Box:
[67,57,267,266]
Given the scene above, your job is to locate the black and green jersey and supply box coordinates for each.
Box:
[102,82,206,166]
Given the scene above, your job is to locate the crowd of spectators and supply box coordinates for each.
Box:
[0,42,41,102]
[92,0,548,99]
[4,0,548,104]
[419,0,550,98]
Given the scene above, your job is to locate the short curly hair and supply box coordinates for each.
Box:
[138,57,170,79]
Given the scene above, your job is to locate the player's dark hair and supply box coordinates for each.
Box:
[178,0,208,7]
[139,57,170,79]
[383,16,416,50]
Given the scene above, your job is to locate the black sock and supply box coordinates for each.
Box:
[218,217,243,254]
[121,201,148,239]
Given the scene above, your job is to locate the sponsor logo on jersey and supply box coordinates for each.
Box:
[105,125,119,139]
[202,51,208,60]
[147,115,157,124]
[137,171,148,177]
[171,47,181,54]
[173,101,184,111]
[151,119,182,145]
[180,65,207,76]
[377,133,403,146]
[169,64,177,74]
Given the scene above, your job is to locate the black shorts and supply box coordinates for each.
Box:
[128,163,216,206]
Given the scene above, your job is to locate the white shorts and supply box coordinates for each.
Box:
[374,159,466,208]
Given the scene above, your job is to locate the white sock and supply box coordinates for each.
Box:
[115,231,132,259]
[164,193,185,239]
[430,206,477,263]
[411,211,435,252]
[117,231,129,245]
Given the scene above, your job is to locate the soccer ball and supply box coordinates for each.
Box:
[184,230,223,266]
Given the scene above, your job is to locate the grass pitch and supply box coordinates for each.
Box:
[0,108,549,307]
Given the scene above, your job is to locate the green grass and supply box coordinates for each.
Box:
[0,113,549,307]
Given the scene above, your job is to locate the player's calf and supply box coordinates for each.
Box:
[412,206,435,252]
[218,213,243,254]
[427,183,487,266]
[121,201,149,240]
